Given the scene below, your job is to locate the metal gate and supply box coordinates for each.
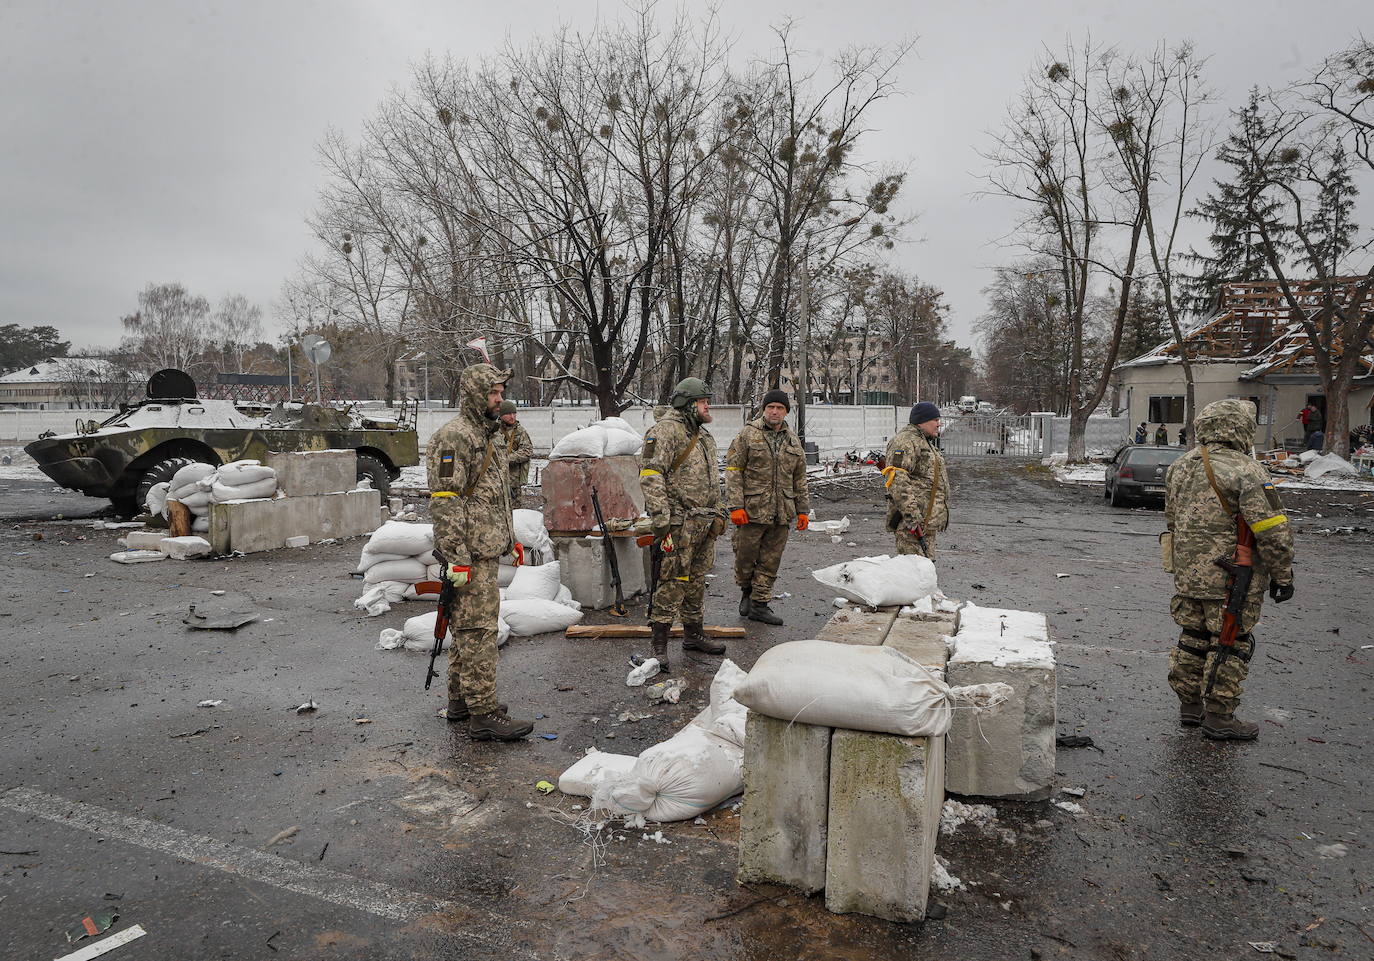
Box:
[937,412,1041,458]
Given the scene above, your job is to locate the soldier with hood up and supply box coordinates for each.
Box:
[426,363,533,741]
[639,377,729,671]
[1164,399,1295,741]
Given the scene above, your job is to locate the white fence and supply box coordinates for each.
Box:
[3,404,904,458]
[1037,415,1131,456]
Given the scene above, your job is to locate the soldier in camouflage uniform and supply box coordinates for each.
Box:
[639,377,728,671]
[498,400,533,503]
[725,389,810,625]
[882,402,949,558]
[1164,399,1295,741]
[427,363,533,741]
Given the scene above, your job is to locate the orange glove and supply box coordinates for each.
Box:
[730,509,749,526]
[512,542,525,567]
[446,564,472,588]
[796,513,809,531]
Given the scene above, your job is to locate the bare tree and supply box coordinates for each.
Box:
[120,282,211,378]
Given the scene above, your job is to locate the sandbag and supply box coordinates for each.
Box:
[559,750,638,797]
[363,558,429,584]
[500,598,583,636]
[602,428,642,457]
[191,514,210,533]
[498,563,518,588]
[402,611,444,651]
[211,477,278,503]
[170,489,211,511]
[549,425,607,459]
[356,581,409,616]
[595,416,638,435]
[366,521,434,556]
[214,460,276,486]
[598,725,743,822]
[170,463,216,491]
[145,481,171,517]
[554,584,581,611]
[513,509,553,556]
[504,561,562,602]
[732,639,953,737]
[811,554,938,608]
[356,550,414,572]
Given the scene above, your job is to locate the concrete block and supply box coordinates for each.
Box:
[285,535,309,548]
[541,456,643,532]
[159,536,212,559]
[738,713,832,893]
[945,607,1056,800]
[122,530,167,552]
[816,608,897,646]
[825,729,944,923]
[264,449,357,496]
[208,489,382,555]
[883,614,954,672]
[552,534,648,610]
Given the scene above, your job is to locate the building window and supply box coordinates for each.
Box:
[1148,395,1185,423]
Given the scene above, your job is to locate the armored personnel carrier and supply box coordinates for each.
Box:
[25,369,419,515]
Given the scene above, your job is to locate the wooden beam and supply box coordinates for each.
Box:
[565,625,747,639]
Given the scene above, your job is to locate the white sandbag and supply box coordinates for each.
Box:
[732,639,953,737]
[602,428,642,457]
[366,521,434,556]
[498,617,510,648]
[1305,452,1359,478]
[192,514,209,533]
[211,477,278,503]
[170,463,216,491]
[171,490,212,511]
[505,561,562,602]
[356,549,413,572]
[145,482,171,517]
[415,550,440,567]
[598,725,743,823]
[554,584,581,611]
[355,581,409,616]
[549,425,607,459]
[595,416,638,436]
[425,563,442,582]
[497,563,517,588]
[559,750,638,797]
[500,598,583,636]
[402,611,444,651]
[512,509,553,556]
[214,460,276,486]
[376,628,405,650]
[159,535,212,559]
[363,558,429,584]
[811,553,938,608]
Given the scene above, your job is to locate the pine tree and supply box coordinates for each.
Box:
[1307,142,1359,277]
[1182,89,1293,313]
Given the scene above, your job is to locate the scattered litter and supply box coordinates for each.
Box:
[694,817,707,825]
[1055,573,1070,578]
[832,598,848,608]
[626,657,661,686]
[53,923,147,960]
[535,780,556,794]
[65,909,118,943]
[539,733,559,740]
[1054,800,1085,816]
[196,699,223,708]
[109,550,166,564]
[263,826,299,848]
[1315,842,1348,859]
[169,726,218,739]
[210,590,226,596]
[354,718,372,725]
[285,535,310,548]
[1056,734,1097,749]
[295,700,319,715]
[1060,786,1086,798]
[641,830,672,845]
[183,604,258,630]
[646,678,687,704]
[617,711,653,723]
[1247,943,1277,954]
[775,592,792,599]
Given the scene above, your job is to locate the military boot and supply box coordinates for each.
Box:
[746,599,784,626]
[739,588,751,617]
[1201,712,1259,741]
[651,622,671,674]
[1178,698,1203,728]
[469,710,534,741]
[682,621,726,656]
[446,696,508,722]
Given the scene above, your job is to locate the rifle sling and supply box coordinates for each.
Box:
[462,436,497,499]
[668,430,701,476]
[1198,445,1235,515]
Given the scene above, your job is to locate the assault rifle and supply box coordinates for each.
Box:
[420,550,458,691]
[1204,515,1256,699]
[590,486,628,617]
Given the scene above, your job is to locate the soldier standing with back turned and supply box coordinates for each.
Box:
[427,364,533,741]
[725,389,810,625]
[639,377,728,672]
[882,401,949,559]
[1164,399,1295,741]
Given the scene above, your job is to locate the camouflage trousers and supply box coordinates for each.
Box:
[1167,591,1264,716]
[445,557,502,714]
[650,516,717,627]
[895,528,938,559]
[733,522,790,601]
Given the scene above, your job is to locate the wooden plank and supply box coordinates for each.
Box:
[565,625,746,639]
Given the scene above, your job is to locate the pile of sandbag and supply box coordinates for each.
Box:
[165,463,216,533]
[811,553,938,608]
[376,609,511,652]
[548,416,643,459]
[513,509,554,565]
[585,660,748,822]
[501,560,584,636]
[154,461,281,533]
[208,460,278,502]
[354,521,440,616]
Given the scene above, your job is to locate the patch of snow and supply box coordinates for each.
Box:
[940,799,999,836]
[1052,463,1107,486]
[932,855,965,892]
[950,607,1054,669]
[1054,800,1085,816]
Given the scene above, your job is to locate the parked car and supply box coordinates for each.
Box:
[1104,444,1185,507]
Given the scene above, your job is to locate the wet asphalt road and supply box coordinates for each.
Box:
[1,463,1371,960]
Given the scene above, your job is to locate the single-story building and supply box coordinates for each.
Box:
[0,357,139,410]
[1111,279,1374,448]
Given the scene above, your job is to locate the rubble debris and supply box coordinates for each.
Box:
[646,678,686,704]
[183,604,257,630]
[625,657,661,686]
[1056,734,1097,749]
[109,550,166,564]
[263,826,299,848]
[294,700,319,715]
[53,923,147,960]
[196,700,223,708]
[65,910,118,943]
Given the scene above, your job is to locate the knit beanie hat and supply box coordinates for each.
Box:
[909,401,941,426]
[760,389,790,412]
[498,400,517,415]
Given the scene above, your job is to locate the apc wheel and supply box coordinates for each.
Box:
[357,453,392,497]
[133,455,201,514]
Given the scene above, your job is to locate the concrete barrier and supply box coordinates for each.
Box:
[264,449,356,496]
[738,713,832,893]
[208,489,382,555]
[551,535,649,610]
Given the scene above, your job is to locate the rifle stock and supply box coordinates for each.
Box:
[1204,516,1256,699]
[425,551,458,691]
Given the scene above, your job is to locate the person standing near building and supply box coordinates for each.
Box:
[725,389,811,626]
[1164,399,1295,741]
[498,400,533,504]
[427,364,533,741]
[1155,424,1169,445]
[1303,403,1324,448]
[1135,422,1148,444]
[882,402,948,559]
[639,377,728,671]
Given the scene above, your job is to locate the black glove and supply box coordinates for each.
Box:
[1269,581,1294,603]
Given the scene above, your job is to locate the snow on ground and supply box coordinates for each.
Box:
[1052,463,1107,486]
[0,447,44,481]
[1270,474,1374,492]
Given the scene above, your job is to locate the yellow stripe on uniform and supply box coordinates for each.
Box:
[725,466,741,471]
[673,576,689,581]
[431,491,457,498]
[640,469,661,477]
[1251,513,1287,533]
[880,465,907,488]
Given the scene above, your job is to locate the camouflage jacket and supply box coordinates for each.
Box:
[884,424,949,532]
[640,407,721,525]
[427,365,513,565]
[502,422,533,487]
[1165,399,1295,599]
[725,416,810,525]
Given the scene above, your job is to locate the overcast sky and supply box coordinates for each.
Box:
[0,0,1364,358]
